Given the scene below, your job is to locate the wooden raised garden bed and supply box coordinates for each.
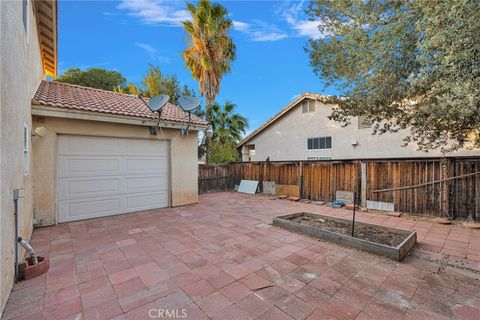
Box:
[273,212,416,261]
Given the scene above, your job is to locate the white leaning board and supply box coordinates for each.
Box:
[367,200,395,212]
[237,180,259,195]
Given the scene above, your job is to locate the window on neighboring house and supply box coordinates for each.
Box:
[302,99,316,113]
[23,124,29,175]
[22,0,28,32]
[358,116,372,129]
[307,137,332,150]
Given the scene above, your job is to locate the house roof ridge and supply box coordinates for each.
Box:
[237,92,334,148]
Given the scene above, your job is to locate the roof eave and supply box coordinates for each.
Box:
[35,0,58,78]
[31,104,209,130]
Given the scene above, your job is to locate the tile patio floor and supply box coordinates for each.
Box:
[3,192,480,320]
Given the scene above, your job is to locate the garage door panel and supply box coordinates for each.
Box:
[126,175,168,192]
[126,158,168,173]
[57,135,170,223]
[126,139,168,156]
[126,192,168,211]
[58,178,120,200]
[60,197,122,218]
[58,157,120,177]
[58,135,121,156]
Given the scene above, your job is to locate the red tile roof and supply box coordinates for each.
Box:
[32,80,208,126]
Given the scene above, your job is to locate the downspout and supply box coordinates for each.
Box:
[13,189,20,280]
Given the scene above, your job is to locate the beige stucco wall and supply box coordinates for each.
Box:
[0,0,44,315]
[242,99,480,161]
[32,116,199,226]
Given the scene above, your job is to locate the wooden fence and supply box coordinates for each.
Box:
[199,157,480,221]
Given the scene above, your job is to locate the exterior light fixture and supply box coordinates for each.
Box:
[206,124,214,138]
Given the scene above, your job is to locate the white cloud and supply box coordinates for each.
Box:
[135,42,170,63]
[278,0,327,39]
[232,20,250,32]
[118,0,189,26]
[233,19,288,42]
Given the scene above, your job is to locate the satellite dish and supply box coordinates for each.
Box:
[177,95,201,112]
[148,94,169,112]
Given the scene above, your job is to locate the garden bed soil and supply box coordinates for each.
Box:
[290,215,404,247]
[273,212,417,261]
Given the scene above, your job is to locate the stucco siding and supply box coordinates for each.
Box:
[0,0,44,314]
[32,117,200,226]
[243,100,479,161]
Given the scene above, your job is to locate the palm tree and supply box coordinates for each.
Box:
[182,0,236,119]
[210,101,248,144]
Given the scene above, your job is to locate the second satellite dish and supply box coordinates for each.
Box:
[148,94,170,112]
[177,95,201,112]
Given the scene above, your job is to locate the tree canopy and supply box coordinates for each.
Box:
[56,68,127,91]
[202,101,248,163]
[306,0,480,152]
[182,0,236,112]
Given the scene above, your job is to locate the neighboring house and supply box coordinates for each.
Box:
[238,93,480,161]
[0,1,207,315]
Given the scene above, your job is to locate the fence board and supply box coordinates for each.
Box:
[199,157,480,221]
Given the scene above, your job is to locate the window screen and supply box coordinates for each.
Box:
[302,100,316,113]
[307,137,332,150]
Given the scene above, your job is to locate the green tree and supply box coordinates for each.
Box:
[56,68,126,91]
[114,83,141,95]
[205,101,248,163]
[306,0,480,152]
[142,65,196,104]
[181,0,236,118]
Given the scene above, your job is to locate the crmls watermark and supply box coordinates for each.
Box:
[148,308,187,319]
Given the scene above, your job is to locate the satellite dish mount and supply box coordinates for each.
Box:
[177,95,201,135]
[138,93,170,131]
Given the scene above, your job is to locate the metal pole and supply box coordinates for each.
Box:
[351,192,356,237]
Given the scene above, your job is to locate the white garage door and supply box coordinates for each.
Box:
[57,135,169,222]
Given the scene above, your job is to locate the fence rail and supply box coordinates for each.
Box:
[199,157,480,221]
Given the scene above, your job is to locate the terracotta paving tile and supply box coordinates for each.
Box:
[363,298,406,320]
[277,295,316,320]
[196,291,232,317]
[236,293,273,318]
[4,192,479,320]
[183,279,216,301]
[219,280,251,303]
[44,285,80,307]
[213,304,253,320]
[83,298,123,320]
[41,297,82,320]
[108,268,138,285]
[320,297,361,320]
[261,307,295,320]
[113,277,146,298]
[309,277,343,296]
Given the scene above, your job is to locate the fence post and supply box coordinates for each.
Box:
[447,158,456,219]
[361,161,367,208]
[299,161,304,198]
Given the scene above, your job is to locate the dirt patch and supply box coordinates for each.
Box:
[290,215,406,247]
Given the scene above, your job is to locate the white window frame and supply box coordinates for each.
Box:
[23,123,29,175]
[23,0,29,43]
[302,100,316,114]
[307,136,332,150]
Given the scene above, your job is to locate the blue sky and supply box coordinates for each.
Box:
[58,0,336,131]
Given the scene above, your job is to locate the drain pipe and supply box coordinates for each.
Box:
[18,237,38,265]
[13,189,20,280]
